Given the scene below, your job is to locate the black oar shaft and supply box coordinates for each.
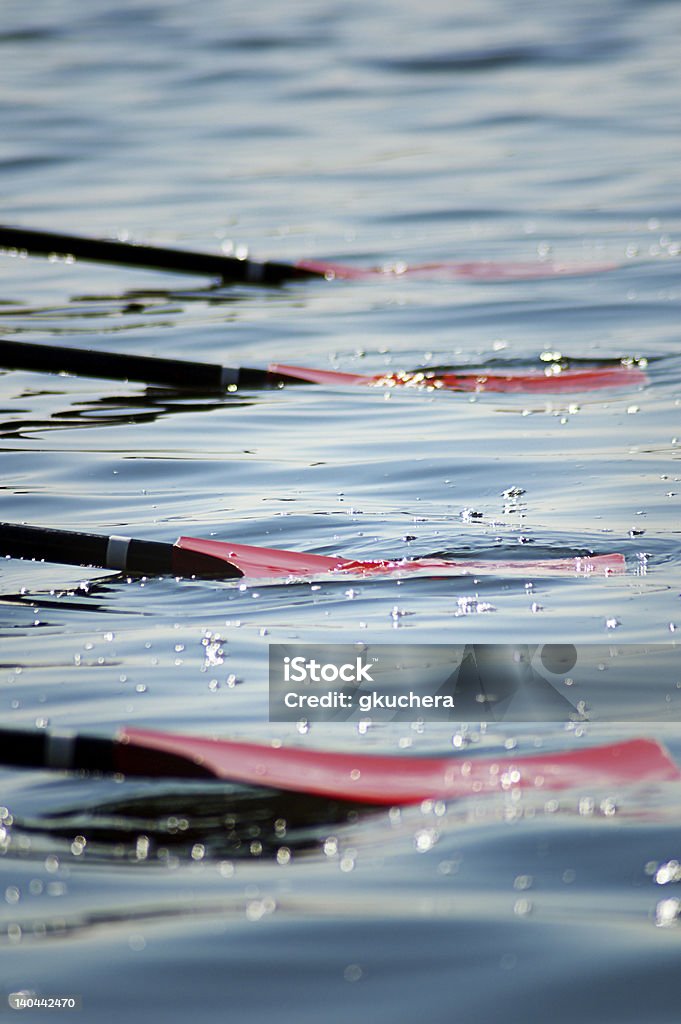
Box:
[0,522,176,573]
[0,339,300,390]
[0,225,320,284]
[0,337,234,389]
[0,522,242,578]
[0,727,118,774]
[0,727,214,778]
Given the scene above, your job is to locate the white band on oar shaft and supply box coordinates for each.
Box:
[106,535,131,569]
[46,731,77,769]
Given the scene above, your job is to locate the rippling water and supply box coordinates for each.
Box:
[1,1,680,1020]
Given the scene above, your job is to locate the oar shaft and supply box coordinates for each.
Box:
[0,337,234,390]
[0,522,175,573]
[0,727,117,773]
[0,225,320,284]
[0,339,305,390]
[0,522,242,577]
[0,727,214,778]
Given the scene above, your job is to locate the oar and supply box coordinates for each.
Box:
[0,726,676,803]
[0,224,620,284]
[0,224,317,286]
[0,522,626,581]
[0,339,648,394]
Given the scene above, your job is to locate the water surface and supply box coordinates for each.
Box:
[1,1,680,1020]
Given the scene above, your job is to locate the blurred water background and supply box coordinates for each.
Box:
[0,0,680,1020]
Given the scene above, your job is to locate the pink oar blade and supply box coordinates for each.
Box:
[175,537,341,578]
[267,362,648,393]
[268,364,375,386]
[330,553,627,578]
[294,260,374,281]
[118,731,680,804]
[416,260,621,281]
[295,258,621,283]
[433,366,648,393]
[174,536,625,581]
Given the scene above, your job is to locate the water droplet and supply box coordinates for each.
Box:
[655,861,681,885]
[455,596,496,616]
[70,836,87,857]
[343,964,363,983]
[655,898,680,927]
[513,898,532,917]
[461,508,483,522]
[414,829,438,853]
[323,837,338,857]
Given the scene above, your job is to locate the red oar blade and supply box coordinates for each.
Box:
[175,537,341,578]
[410,260,621,281]
[295,258,621,283]
[175,536,625,581]
[330,553,626,578]
[268,363,647,393]
[118,730,680,804]
[267,364,374,386]
[432,366,648,393]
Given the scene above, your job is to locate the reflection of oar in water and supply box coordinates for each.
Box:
[0,339,648,394]
[0,523,625,581]
[0,224,622,284]
[0,726,677,803]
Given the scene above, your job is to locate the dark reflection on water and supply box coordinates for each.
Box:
[0,392,253,438]
[9,785,374,863]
